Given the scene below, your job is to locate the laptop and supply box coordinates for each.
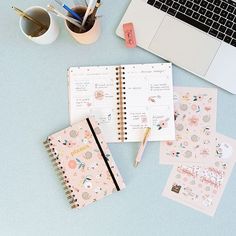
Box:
[116,0,236,94]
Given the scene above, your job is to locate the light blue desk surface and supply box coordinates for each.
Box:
[1,1,236,235]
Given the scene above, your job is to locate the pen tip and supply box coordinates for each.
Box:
[134,161,139,168]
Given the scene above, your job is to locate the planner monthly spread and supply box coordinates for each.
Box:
[160,87,217,164]
[162,133,236,216]
[44,117,125,209]
[68,63,175,143]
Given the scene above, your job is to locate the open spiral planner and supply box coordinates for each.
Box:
[68,63,175,143]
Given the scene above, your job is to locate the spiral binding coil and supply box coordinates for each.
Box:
[115,66,127,142]
[43,139,78,209]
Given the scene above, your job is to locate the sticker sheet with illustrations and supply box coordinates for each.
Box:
[160,87,217,164]
[162,133,236,216]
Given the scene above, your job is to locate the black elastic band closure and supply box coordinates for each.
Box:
[86,118,120,191]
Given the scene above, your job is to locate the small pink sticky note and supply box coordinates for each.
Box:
[123,23,136,48]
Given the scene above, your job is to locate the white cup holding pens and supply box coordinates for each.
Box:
[18,6,59,45]
[64,3,101,45]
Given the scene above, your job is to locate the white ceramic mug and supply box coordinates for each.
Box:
[65,6,101,45]
[19,6,59,45]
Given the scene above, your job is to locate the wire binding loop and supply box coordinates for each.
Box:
[115,66,127,142]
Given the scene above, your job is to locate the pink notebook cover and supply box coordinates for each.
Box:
[44,117,125,209]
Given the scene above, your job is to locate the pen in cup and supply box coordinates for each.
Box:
[82,0,95,26]
[47,5,85,30]
[89,0,101,24]
[54,0,83,22]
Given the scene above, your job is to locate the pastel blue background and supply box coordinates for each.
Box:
[1,1,236,235]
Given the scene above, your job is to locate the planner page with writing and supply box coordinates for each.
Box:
[68,63,174,143]
[68,66,119,143]
[122,63,175,142]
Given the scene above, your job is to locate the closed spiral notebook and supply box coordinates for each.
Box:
[43,117,125,209]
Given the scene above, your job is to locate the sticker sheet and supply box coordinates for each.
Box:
[162,133,236,216]
[160,87,217,164]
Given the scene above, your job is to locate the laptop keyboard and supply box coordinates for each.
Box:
[147,0,236,47]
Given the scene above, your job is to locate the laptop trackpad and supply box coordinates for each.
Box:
[149,15,221,76]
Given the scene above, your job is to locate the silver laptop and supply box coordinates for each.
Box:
[116,0,236,94]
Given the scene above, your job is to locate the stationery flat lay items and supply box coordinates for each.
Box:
[12,0,236,216]
[68,63,175,142]
[43,117,125,209]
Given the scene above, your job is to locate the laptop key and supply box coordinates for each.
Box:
[172,2,180,9]
[220,2,227,10]
[231,39,236,47]
[161,4,168,11]
[225,20,233,28]
[192,4,200,11]
[186,9,193,16]
[167,8,177,15]
[219,17,226,25]
[220,10,228,18]
[176,12,210,33]
[193,0,201,4]
[213,0,221,6]
[193,12,200,20]
[166,0,173,6]
[209,28,218,37]
[227,13,234,21]
[207,3,214,11]
[159,0,166,3]
[227,5,234,13]
[219,25,226,33]
[179,0,186,4]
[214,7,221,14]
[199,7,206,14]
[225,28,233,36]
[233,32,236,39]
[224,36,231,43]
[217,32,224,40]
[185,1,193,8]
[154,1,162,8]
[200,0,208,7]
[205,11,213,18]
[212,22,220,29]
[206,19,213,26]
[147,0,155,5]
[233,24,236,31]
[179,6,187,13]
[199,15,206,23]
[212,14,220,21]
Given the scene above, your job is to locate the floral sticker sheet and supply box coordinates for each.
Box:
[160,87,217,164]
[162,133,236,216]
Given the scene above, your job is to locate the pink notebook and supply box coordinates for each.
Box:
[44,117,125,209]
